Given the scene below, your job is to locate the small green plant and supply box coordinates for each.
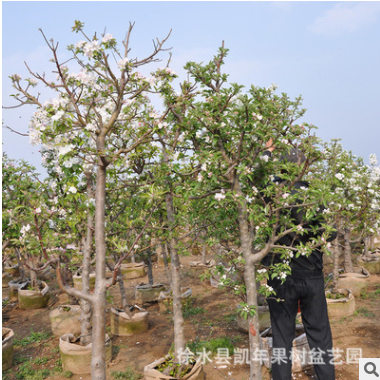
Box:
[155,356,195,378]
[187,336,240,357]
[222,312,237,323]
[2,298,10,307]
[326,292,346,300]
[14,330,51,348]
[354,307,376,318]
[13,355,29,365]
[63,371,73,378]
[15,362,51,380]
[111,368,143,380]
[32,357,49,365]
[182,298,206,317]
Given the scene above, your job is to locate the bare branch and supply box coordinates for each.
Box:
[2,125,29,137]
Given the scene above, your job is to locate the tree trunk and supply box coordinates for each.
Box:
[201,240,207,264]
[363,236,370,257]
[80,173,94,346]
[343,228,354,273]
[91,161,108,380]
[165,192,185,362]
[117,270,132,317]
[161,242,172,288]
[332,238,340,290]
[147,251,154,285]
[15,248,27,282]
[234,180,262,380]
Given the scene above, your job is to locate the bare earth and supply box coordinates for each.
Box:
[2,254,380,380]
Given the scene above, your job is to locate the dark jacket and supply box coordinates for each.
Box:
[260,151,336,272]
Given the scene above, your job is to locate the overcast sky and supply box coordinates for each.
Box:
[2,1,380,175]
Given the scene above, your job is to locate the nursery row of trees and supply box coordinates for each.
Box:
[3,21,380,380]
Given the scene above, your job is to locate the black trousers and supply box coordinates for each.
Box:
[266,270,335,380]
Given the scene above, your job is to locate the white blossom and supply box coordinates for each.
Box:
[215,193,226,201]
[118,57,130,70]
[101,33,114,43]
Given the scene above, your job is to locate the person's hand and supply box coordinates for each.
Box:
[265,138,275,152]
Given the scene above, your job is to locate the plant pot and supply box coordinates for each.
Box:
[2,328,14,371]
[49,305,82,337]
[59,333,112,374]
[120,262,146,280]
[189,259,216,277]
[158,287,192,313]
[38,266,55,281]
[135,283,166,304]
[261,325,312,373]
[18,281,50,309]
[209,267,238,288]
[357,257,380,274]
[337,267,370,297]
[110,306,149,336]
[2,273,12,288]
[3,264,20,278]
[8,279,29,301]
[325,288,356,319]
[144,355,205,380]
[73,272,96,291]
[236,304,271,333]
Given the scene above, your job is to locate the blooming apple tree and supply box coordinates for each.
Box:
[6,20,174,380]
[162,46,335,380]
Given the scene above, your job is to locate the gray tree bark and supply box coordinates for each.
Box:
[80,173,94,346]
[91,153,108,380]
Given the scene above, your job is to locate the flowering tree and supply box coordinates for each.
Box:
[317,141,380,284]
[5,21,173,380]
[162,46,335,380]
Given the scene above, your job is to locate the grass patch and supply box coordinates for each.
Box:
[15,362,51,380]
[111,368,143,380]
[222,312,237,323]
[354,307,376,318]
[14,330,51,348]
[187,336,241,357]
[32,357,49,366]
[182,298,205,318]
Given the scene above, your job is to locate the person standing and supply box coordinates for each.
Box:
[262,140,336,380]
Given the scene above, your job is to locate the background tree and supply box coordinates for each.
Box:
[164,46,335,380]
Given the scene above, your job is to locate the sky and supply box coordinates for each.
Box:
[2,1,380,176]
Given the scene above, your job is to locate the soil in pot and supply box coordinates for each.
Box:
[337,267,370,297]
[325,288,356,319]
[356,257,380,275]
[49,305,82,337]
[8,279,29,302]
[2,328,14,371]
[73,271,96,291]
[59,333,112,374]
[158,287,192,313]
[18,281,50,309]
[144,355,205,380]
[189,259,216,277]
[2,273,13,288]
[110,305,149,336]
[3,264,20,278]
[120,262,146,280]
[135,283,166,304]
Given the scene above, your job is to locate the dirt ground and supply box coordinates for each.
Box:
[2,254,380,380]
